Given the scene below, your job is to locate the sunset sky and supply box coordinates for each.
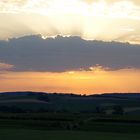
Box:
[0,0,140,94]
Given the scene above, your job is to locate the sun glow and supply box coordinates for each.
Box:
[0,68,140,94]
[0,0,140,43]
[4,0,138,19]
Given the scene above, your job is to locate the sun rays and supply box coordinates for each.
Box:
[0,0,140,43]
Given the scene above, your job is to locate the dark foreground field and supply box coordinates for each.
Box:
[0,112,140,140]
[0,92,140,139]
[0,129,140,140]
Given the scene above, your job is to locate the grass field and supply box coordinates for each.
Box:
[0,92,140,139]
[0,129,140,140]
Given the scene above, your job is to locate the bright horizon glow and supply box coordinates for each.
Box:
[0,67,140,94]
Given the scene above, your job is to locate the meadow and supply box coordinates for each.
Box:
[0,92,140,139]
[0,129,140,140]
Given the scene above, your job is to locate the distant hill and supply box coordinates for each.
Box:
[1,91,140,98]
[0,91,140,114]
[93,93,140,99]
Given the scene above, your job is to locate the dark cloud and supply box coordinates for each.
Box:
[0,35,140,72]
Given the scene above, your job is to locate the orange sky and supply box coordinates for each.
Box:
[0,67,140,94]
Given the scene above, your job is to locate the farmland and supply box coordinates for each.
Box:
[0,92,140,139]
[0,129,140,140]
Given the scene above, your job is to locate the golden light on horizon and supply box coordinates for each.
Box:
[0,67,140,94]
